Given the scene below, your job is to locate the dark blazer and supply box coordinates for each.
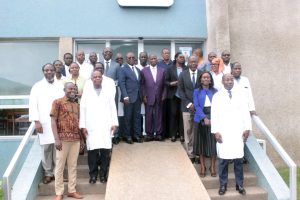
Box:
[178,69,201,112]
[101,60,120,81]
[118,64,141,103]
[61,65,69,77]
[141,67,167,106]
[165,65,188,99]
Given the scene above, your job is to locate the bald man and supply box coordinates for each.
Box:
[178,56,201,163]
[211,74,251,196]
[76,50,94,80]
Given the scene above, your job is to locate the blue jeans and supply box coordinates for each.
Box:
[218,158,244,187]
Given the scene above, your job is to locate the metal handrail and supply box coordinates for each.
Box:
[2,122,35,200]
[252,115,297,200]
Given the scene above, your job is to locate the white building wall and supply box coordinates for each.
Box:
[206,0,300,166]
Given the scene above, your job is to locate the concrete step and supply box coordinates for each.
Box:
[36,193,105,200]
[207,186,268,200]
[38,178,106,196]
[200,172,257,189]
[193,161,250,173]
[62,165,90,179]
[77,154,88,165]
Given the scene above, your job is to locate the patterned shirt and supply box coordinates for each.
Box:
[50,96,81,141]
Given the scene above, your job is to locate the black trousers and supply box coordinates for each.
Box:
[162,99,170,138]
[169,96,183,138]
[88,148,111,178]
[219,158,244,187]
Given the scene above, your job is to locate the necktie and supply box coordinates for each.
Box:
[105,61,109,74]
[192,72,196,88]
[132,66,137,78]
[228,90,232,99]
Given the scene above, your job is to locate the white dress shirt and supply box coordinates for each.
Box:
[189,69,198,84]
[129,64,139,79]
[211,71,224,91]
[104,59,111,72]
[150,65,157,82]
[64,65,71,77]
[223,63,231,74]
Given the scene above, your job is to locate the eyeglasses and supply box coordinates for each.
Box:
[127,57,135,59]
[116,57,123,60]
[222,54,230,57]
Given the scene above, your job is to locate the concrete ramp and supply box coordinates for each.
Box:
[105,142,210,200]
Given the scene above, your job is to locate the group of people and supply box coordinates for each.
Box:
[29,47,256,199]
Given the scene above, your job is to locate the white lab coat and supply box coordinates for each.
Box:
[211,87,252,159]
[78,62,94,80]
[80,76,118,150]
[29,78,64,145]
[234,76,256,112]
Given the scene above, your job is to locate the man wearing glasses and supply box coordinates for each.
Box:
[118,52,142,144]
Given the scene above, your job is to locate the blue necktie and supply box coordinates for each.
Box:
[192,73,196,88]
[228,90,232,99]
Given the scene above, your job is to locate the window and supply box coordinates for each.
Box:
[76,41,106,62]
[144,40,171,61]
[0,40,59,96]
[110,40,138,60]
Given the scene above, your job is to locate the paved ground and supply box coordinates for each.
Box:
[105,141,210,200]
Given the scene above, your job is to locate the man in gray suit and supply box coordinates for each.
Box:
[101,47,121,144]
[101,47,120,80]
[178,55,201,163]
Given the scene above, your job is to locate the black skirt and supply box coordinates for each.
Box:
[193,107,217,157]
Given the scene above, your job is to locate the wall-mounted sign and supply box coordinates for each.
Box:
[117,0,174,7]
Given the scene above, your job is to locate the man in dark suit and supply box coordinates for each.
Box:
[62,53,73,77]
[101,47,122,144]
[141,54,167,141]
[165,53,187,142]
[118,52,142,144]
[178,55,201,163]
[221,50,234,74]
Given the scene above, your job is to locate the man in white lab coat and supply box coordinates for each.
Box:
[80,70,118,183]
[211,74,252,196]
[29,63,64,184]
[231,62,256,116]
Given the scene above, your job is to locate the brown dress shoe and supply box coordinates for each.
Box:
[43,176,53,184]
[67,192,83,199]
[54,195,63,200]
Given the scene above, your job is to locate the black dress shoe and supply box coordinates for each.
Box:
[155,135,164,141]
[180,136,185,143]
[236,185,246,195]
[100,176,107,183]
[144,136,153,142]
[171,137,176,142]
[89,177,97,184]
[218,185,227,195]
[243,157,248,164]
[194,157,200,164]
[112,137,120,145]
[190,157,195,163]
[125,137,133,144]
[133,137,143,143]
